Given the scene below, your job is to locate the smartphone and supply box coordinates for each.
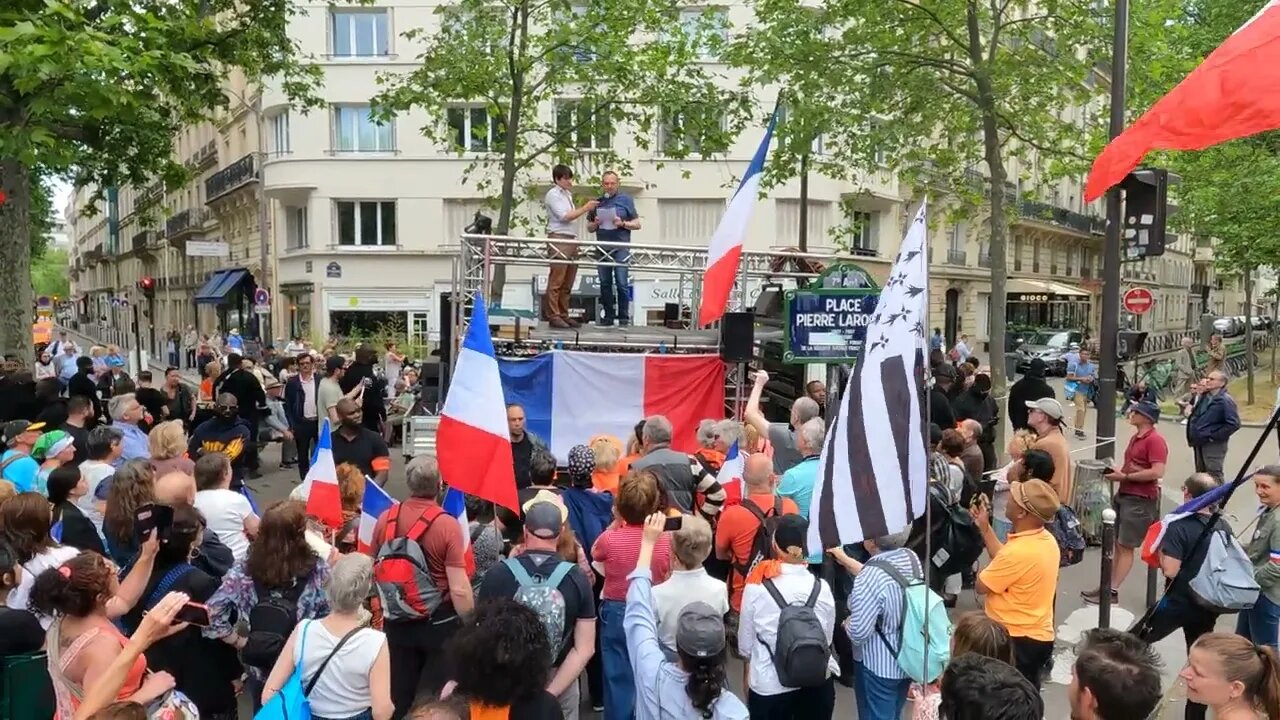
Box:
[174,602,210,627]
[134,504,174,541]
[663,515,683,532]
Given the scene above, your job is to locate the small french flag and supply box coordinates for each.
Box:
[358,477,398,554]
[1269,549,1280,565]
[442,487,477,576]
[717,441,745,506]
[304,419,344,528]
[1140,477,1238,567]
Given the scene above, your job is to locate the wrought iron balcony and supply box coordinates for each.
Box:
[1018,199,1104,235]
[848,245,877,258]
[130,230,158,254]
[947,249,967,265]
[205,153,258,203]
[166,208,210,238]
[978,252,992,268]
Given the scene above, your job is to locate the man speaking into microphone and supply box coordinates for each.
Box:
[586,170,641,327]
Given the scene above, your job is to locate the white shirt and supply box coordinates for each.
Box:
[11,546,79,628]
[78,460,114,533]
[300,373,318,419]
[954,340,971,361]
[738,563,840,696]
[545,186,577,236]
[195,488,256,561]
[294,620,386,718]
[652,568,729,651]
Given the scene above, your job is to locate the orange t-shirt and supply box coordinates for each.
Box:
[714,493,799,610]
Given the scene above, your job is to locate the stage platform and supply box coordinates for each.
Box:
[490,322,784,354]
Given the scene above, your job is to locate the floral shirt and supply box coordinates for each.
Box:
[203,557,332,679]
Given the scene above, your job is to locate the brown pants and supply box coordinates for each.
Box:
[544,234,579,320]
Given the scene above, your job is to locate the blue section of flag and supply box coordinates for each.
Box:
[461,296,497,357]
[725,440,739,462]
[1170,478,1236,515]
[362,477,395,522]
[442,487,467,519]
[311,418,332,467]
[495,353,555,447]
[733,107,780,199]
[50,521,63,544]
[240,485,260,515]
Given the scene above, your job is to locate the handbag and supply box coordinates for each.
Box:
[254,620,367,720]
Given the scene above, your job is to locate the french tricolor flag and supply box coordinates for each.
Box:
[303,419,344,528]
[1140,477,1238,567]
[697,106,779,327]
[438,296,521,513]
[717,441,745,506]
[442,487,476,576]
[358,477,397,554]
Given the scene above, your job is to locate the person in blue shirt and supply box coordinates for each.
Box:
[1065,348,1098,440]
[931,328,944,351]
[226,328,245,352]
[107,393,151,466]
[587,170,641,327]
[0,420,45,493]
[776,418,826,565]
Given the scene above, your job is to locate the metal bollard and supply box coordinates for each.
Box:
[1146,565,1159,611]
[1099,508,1117,629]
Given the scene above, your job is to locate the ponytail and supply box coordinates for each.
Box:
[28,552,113,618]
[1191,632,1280,718]
[678,649,727,718]
[1255,644,1280,720]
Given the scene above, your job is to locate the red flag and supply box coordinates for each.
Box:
[1085,1,1280,201]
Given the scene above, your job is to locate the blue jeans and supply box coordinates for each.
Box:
[853,661,910,720]
[1236,593,1280,651]
[599,599,633,720]
[597,248,630,324]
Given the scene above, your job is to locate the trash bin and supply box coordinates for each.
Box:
[1073,459,1113,545]
[1004,352,1020,378]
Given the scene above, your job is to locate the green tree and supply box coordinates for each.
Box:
[731,0,1107,415]
[0,0,320,361]
[32,248,69,298]
[373,0,751,303]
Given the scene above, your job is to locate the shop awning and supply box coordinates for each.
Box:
[194,268,250,305]
[1007,278,1089,298]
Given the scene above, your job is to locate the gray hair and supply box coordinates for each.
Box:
[641,415,673,446]
[326,553,374,614]
[960,419,983,443]
[108,393,137,422]
[712,419,743,448]
[792,397,820,425]
[86,425,125,460]
[696,419,717,449]
[406,454,442,499]
[796,417,826,454]
[872,529,911,551]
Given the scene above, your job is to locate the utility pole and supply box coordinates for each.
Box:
[254,93,272,346]
[1096,0,1129,461]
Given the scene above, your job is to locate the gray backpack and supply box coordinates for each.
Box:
[1189,528,1260,614]
[504,556,574,662]
[760,576,830,688]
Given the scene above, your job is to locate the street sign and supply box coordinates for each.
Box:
[254,303,270,315]
[782,262,882,364]
[1123,287,1155,315]
[253,288,270,305]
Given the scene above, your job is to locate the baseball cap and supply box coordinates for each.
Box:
[1010,478,1061,523]
[3,420,45,446]
[522,490,568,540]
[32,430,73,460]
[772,513,810,559]
[675,602,727,658]
[1025,397,1065,422]
[1130,400,1160,424]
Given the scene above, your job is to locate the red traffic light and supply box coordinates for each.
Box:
[138,277,156,291]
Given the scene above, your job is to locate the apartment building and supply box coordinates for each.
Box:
[67,0,1240,356]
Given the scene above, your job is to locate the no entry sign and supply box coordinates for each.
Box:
[1123,287,1155,315]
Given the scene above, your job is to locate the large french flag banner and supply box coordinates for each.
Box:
[358,477,397,554]
[717,441,745,506]
[498,352,725,462]
[1140,477,1238,568]
[303,419,344,528]
[438,296,521,513]
[697,107,780,327]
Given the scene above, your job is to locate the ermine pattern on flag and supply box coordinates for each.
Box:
[358,478,397,554]
[304,419,344,528]
[1139,478,1237,568]
[810,201,931,551]
[717,441,745,506]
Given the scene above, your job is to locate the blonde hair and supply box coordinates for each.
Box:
[589,435,622,472]
[90,346,105,358]
[672,514,712,568]
[0,480,16,506]
[1008,429,1036,459]
[148,421,187,460]
[204,360,221,379]
[743,422,762,452]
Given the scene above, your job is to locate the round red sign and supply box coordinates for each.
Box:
[1123,287,1155,314]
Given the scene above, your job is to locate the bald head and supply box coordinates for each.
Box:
[744,453,774,491]
[155,472,196,505]
[959,419,982,445]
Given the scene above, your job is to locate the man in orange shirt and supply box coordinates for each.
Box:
[714,453,800,614]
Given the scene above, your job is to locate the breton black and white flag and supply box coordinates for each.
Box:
[809,200,930,551]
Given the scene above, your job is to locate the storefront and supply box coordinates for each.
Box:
[193,267,259,339]
[280,282,314,341]
[323,289,434,348]
[1006,278,1091,330]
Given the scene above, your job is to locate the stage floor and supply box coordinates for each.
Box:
[492,322,784,350]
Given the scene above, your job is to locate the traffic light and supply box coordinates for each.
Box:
[137,276,156,299]
[1121,168,1169,260]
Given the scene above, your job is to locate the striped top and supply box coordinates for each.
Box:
[845,547,920,680]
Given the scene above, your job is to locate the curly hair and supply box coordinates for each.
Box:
[103,460,157,545]
[246,500,318,590]
[615,470,664,525]
[0,492,56,563]
[678,648,729,717]
[29,551,115,618]
[448,598,551,707]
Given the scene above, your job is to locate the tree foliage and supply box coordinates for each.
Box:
[0,0,321,361]
[731,0,1108,404]
[372,0,752,302]
[32,248,69,299]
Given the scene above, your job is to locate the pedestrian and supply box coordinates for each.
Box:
[285,352,322,481]
[69,355,102,421]
[47,465,105,555]
[586,170,640,327]
[183,326,198,369]
[1,419,45,493]
[332,398,391,486]
[1176,336,1199,395]
[952,370,998,474]
[651,514,727,649]
[1179,632,1280,720]
[194,452,259,562]
[956,419,986,499]
[905,612,1016,720]
[930,328,943,352]
[1204,333,1226,376]
[108,394,150,465]
[928,364,958,431]
[101,460,157,567]
[1239,465,1280,652]
[1187,370,1240,482]
[1083,401,1168,606]
[937,654,1042,720]
[445,598,565,718]
[148,420,194,477]
[1007,358,1055,432]
[776,419,826,561]
[1066,629,1164,720]
[744,370,822,475]
[543,164,598,328]
[32,429,77,495]
[1065,347,1097,440]
[714,455,799,617]
[188,394,253,489]
[1024,397,1073,506]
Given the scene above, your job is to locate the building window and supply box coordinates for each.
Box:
[409,311,430,347]
[659,106,725,156]
[446,106,505,152]
[336,201,397,246]
[677,8,728,59]
[331,9,390,57]
[269,111,291,155]
[555,101,611,150]
[840,204,877,257]
[949,221,965,252]
[285,206,308,249]
[333,105,395,152]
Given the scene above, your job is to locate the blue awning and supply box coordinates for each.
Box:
[194,268,250,305]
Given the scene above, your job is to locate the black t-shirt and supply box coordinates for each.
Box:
[1161,513,1233,609]
[512,436,535,489]
[0,607,44,657]
[510,692,564,720]
[477,549,596,666]
[60,422,90,466]
[136,387,169,423]
[332,426,390,478]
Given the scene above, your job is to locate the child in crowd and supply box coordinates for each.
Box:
[651,514,729,652]
[193,452,259,562]
[909,612,1015,720]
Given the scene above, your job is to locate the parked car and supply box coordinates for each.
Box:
[1213,316,1245,337]
[1015,329,1085,376]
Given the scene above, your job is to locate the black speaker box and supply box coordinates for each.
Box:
[720,312,755,362]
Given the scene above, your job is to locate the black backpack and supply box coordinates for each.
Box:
[760,576,831,688]
[735,497,784,581]
[240,572,310,670]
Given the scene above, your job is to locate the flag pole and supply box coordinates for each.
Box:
[918,200,934,688]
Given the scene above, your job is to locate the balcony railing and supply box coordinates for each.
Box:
[1013,258,1023,271]
[1018,199,1105,235]
[130,230,157,253]
[978,253,992,268]
[1050,263,1058,275]
[946,249,967,265]
[205,153,257,203]
[1082,267,1093,279]
[166,208,210,238]
[1032,261,1041,273]
[848,245,877,258]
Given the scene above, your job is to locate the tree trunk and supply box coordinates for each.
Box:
[489,0,532,307]
[0,158,33,366]
[1271,297,1277,386]
[1244,267,1255,405]
[798,153,809,251]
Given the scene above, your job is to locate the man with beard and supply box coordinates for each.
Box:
[331,397,391,486]
[189,393,254,489]
[953,370,999,474]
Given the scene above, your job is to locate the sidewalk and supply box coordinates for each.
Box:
[55,324,202,390]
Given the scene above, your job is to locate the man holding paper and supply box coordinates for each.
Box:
[587,170,640,326]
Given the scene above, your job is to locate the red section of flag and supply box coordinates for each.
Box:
[306,479,344,529]
[436,415,520,513]
[1085,3,1280,201]
[643,355,726,454]
[697,247,742,327]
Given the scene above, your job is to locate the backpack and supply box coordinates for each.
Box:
[372,504,446,623]
[241,571,311,670]
[735,498,784,581]
[867,554,952,684]
[1188,527,1260,614]
[1046,506,1087,567]
[503,556,575,661]
[759,576,831,688]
